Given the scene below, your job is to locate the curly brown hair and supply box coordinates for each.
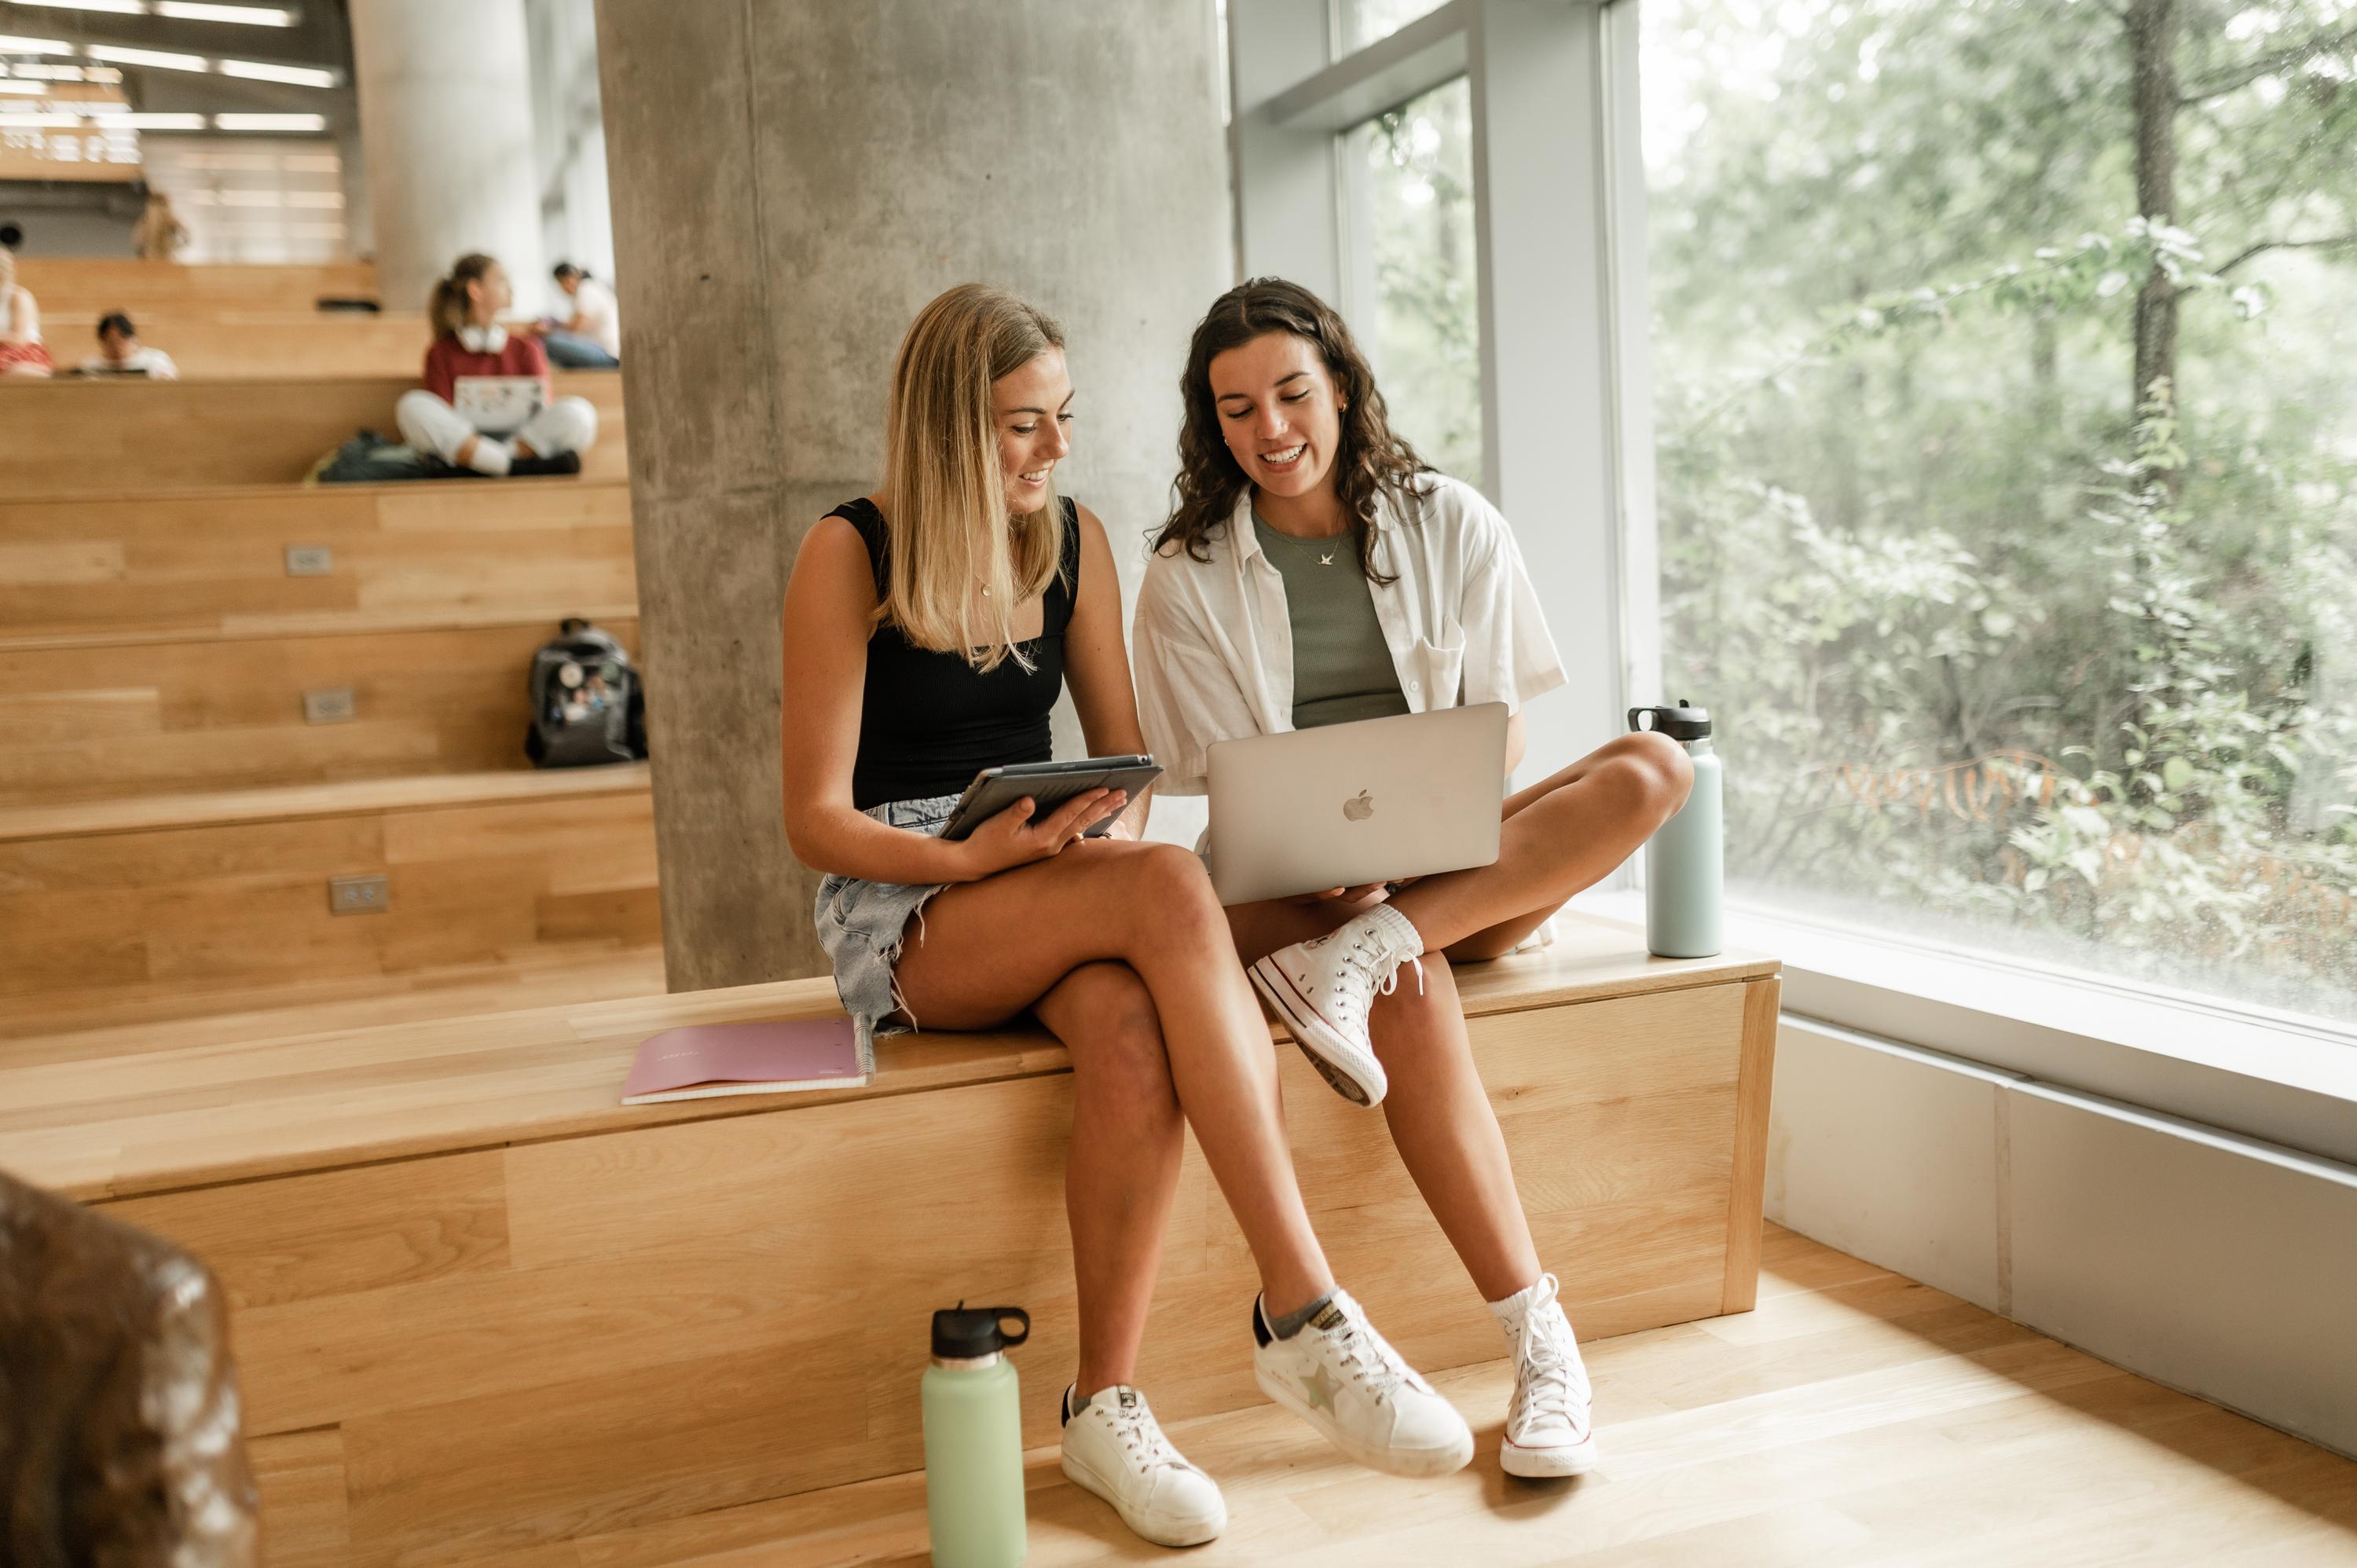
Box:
[1157,277,1429,584]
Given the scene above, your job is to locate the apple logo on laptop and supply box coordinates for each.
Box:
[1343,789,1375,822]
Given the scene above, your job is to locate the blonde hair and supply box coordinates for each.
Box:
[878,283,1067,672]
[427,253,497,339]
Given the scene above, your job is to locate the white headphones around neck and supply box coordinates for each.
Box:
[458,323,508,354]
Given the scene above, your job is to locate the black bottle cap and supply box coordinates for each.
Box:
[931,1302,1030,1359]
[1628,698,1713,740]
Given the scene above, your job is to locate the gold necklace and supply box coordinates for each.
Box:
[1255,511,1347,568]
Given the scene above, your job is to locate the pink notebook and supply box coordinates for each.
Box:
[621,1018,866,1105]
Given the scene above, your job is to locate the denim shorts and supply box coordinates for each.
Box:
[812,793,962,1070]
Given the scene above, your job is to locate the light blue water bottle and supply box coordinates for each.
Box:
[1629,700,1722,958]
[922,1302,1031,1568]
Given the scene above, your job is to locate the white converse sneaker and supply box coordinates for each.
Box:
[1248,903,1424,1106]
[1491,1273,1598,1478]
[1252,1290,1473,1477]
[1059,1383,1227,1547]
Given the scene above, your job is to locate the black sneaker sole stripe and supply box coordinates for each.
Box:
[1249,960,1375,1106]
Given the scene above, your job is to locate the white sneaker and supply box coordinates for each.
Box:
[1492,1273,1599,1478]
[1059,1383,1227,1547]
[1248,903,1424,1107]
[1252,1289,1473,1477]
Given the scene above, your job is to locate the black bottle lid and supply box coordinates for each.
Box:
[1628,698,1713,740]
[931,1302,1031,1359]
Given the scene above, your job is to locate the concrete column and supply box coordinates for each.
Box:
[595,0,1232,989]
[350,0,548,316]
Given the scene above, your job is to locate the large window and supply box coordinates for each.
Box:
[1344,0,1454,51]
[1351,76,1485,483]
[1642,0,2357,1023]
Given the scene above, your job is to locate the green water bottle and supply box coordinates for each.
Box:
[922,1302,1031,1568]
[1629,700,1722,958]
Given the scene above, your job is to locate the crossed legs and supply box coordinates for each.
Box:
[890,839,1330,1394]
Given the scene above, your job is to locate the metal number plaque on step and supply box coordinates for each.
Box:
[284,544,334,577]
[328,874,390,915]
[302,687,357,724]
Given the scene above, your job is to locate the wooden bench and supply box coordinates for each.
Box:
[0,766,659,1039]
[0,374,626,492]
[42,310,432,381]
[0,478,634,645]
[2,617,640,804]
[0,920,1779,1568]
[13,258,378,317]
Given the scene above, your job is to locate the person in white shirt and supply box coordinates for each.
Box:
[80,313,178,380]
[1131,277,1699,1480]
[534,262,621,368]
[0,246,52,378]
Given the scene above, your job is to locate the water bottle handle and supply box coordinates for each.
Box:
[1628,706,1655,734]
[992,1306,1030,1350]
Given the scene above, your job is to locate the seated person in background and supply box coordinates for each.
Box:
[395,253,598,477]
[132,192,191,263]
[532,262,621,368]
[0,247,53,379]
[79,313,179,379]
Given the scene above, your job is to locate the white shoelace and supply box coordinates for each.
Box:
[1099,1397,1191,1472]
[1329,932,1424,1026]
[1512,1283,1591,1437]
[1324,1309,1416,1404]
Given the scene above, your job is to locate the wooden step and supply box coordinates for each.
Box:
[43,310,432,381]
[0,372,626,493]
[0,920,1780,1566]
[0,764,659,1037]
[0,477,634,647]
[14,258,378,316]
[2,616,640,803]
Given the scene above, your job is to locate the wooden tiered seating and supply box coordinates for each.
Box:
[2,477,638,802]
[0,766,660,1040]
[0,478,633,645]
[0,373,628,489]
[43,310,432,381]
[13,258,378,316]
[3,259,652,1037]
[0,917,1780,1568]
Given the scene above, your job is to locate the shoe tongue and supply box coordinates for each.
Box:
[1116,1387,1140,1411]
[1308,1298,1348,1333]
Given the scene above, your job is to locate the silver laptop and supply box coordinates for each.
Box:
[453,375,544,436]
[1207,703,1508,905]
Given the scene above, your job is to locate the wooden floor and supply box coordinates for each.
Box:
[530,1226,2357,1567]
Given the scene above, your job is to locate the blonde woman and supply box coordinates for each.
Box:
[1133,277,1699,1480]
[0,248,53,378]
[394,254,597,477]
[780,283,1473,1549]
[132,192,191,263]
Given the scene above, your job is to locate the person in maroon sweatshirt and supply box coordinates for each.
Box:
[395,253,598,477]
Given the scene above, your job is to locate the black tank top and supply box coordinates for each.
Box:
[832,496,1080,810]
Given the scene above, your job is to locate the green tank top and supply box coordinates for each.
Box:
[1254,512,1412,730]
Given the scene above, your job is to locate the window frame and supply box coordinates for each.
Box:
[1226,0,1659,819]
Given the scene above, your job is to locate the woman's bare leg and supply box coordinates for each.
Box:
[893,840,1333,1316]
[1230,899,1541,1302]
[1386,730,1693,962]
[1034,961,1186,1395]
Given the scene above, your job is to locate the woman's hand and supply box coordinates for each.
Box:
[952,789,1127,878]
[1285,882,1388,908]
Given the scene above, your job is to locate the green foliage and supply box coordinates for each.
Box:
[1648,0,2357,1018]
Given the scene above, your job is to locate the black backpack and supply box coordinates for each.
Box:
[526,619,648,767]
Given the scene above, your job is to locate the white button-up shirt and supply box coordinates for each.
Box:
[1131,474,1567,796]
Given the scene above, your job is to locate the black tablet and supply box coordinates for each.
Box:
[939,756,1162,842]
